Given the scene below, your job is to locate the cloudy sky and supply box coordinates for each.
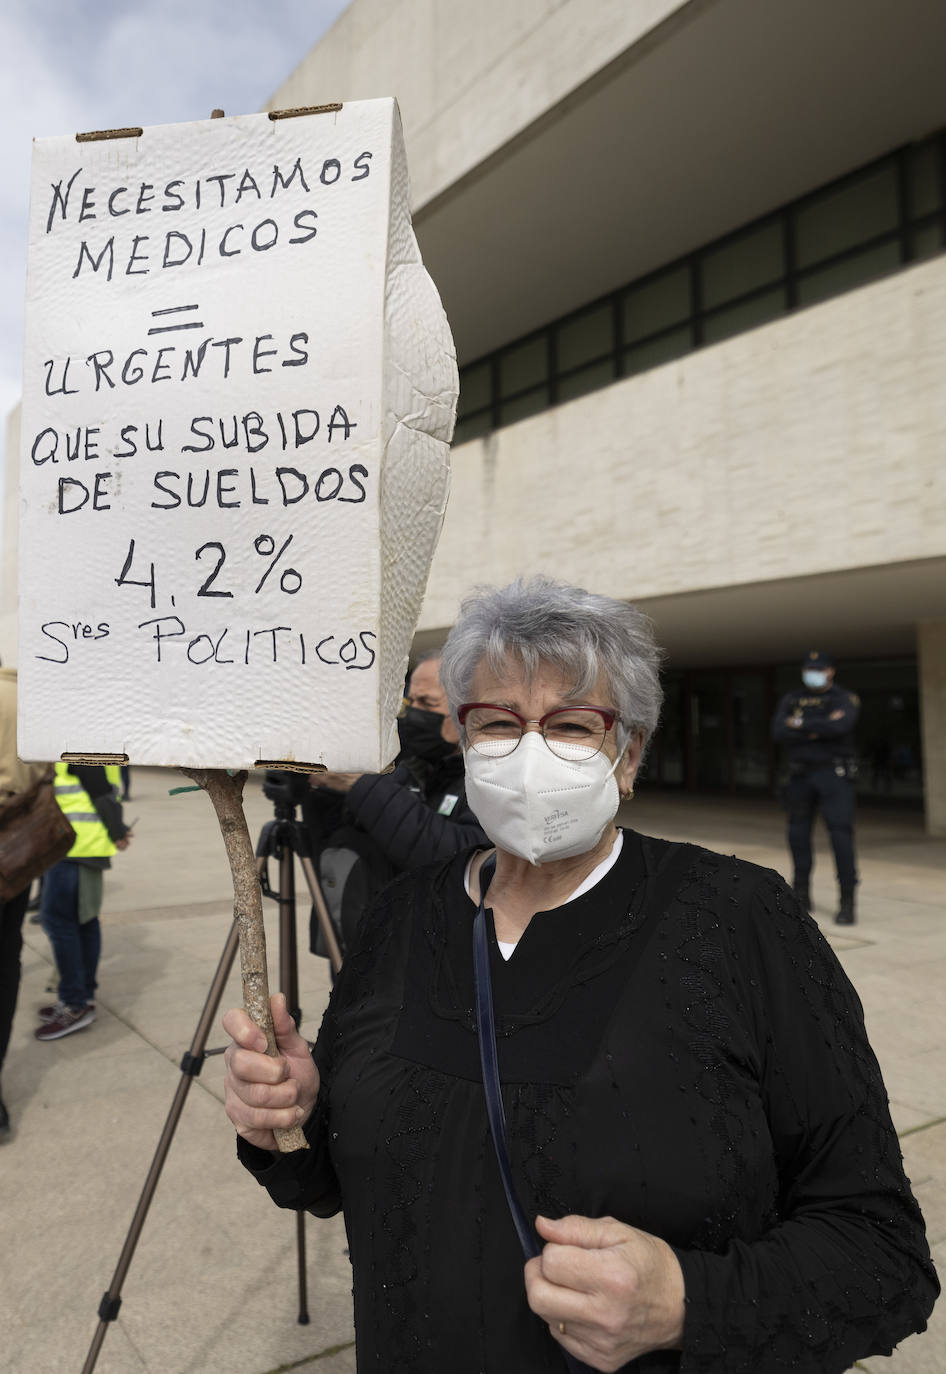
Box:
[0,0,350,470]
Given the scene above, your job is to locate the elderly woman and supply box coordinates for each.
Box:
[224,577,937,1373]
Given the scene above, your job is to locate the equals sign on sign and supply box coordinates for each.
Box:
[148,304,205,335]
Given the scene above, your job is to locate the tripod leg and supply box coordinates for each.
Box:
[298,853,343,975]
[278,846,301,1027]
[81,918,241,1374]
[275,845,310,1323]
[296,1210,310,1325]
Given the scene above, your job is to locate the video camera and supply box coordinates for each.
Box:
[261,769,312,811]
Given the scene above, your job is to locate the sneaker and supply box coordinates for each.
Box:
[38,1001,95,1022]
[35,1004,96,1041]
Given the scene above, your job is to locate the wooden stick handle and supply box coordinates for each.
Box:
[183,767,307,1152]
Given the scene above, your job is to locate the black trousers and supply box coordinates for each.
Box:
[784,767,857,891]
[0,886,31,1074]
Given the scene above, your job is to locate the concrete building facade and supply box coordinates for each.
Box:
[3,2,943,826]
[269,0,946,831]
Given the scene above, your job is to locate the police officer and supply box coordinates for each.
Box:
[771,651,860,924]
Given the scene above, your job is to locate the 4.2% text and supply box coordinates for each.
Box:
[114,533,303,609]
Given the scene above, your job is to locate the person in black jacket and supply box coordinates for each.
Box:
[771,649,860,923]
[303,654,487,956]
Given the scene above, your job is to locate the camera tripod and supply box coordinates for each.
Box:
[81,779,343,1374]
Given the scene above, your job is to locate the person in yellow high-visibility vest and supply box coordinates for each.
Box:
[35,762,131,1042]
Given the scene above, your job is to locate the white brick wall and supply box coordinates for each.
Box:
[419,255,946,629]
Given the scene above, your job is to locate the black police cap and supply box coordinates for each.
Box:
[802,650,834,669]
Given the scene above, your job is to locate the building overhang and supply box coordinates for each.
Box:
[414,557,946,668]
[634,558,946,669]
[415,0,946,363]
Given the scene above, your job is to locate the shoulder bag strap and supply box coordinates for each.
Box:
[473,840,686,1372]
[473,854,541,1260]
[474,853,593,1373]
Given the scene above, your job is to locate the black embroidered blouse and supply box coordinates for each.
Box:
[240,830,938,1372]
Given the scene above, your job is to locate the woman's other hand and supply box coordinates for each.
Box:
[524,1214,685,1371]
[223,993,320,1152]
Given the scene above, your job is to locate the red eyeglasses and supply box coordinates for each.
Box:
[457,703,617,760]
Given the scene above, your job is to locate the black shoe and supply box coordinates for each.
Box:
[792,884,811,913]
[0,1096,10,1141]
[835,894,856,925]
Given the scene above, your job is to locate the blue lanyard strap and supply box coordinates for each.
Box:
[472,854,591,1373]
[473,855,541,1261]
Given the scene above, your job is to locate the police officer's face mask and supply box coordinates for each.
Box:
[802,669,829,689]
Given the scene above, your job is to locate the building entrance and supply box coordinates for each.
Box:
[644,659,922,804]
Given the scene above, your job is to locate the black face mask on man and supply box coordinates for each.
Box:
[398,706,457,763]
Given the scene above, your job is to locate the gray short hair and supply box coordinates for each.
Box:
[439,576,664,751]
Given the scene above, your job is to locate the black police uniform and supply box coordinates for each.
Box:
[771,657,860,912]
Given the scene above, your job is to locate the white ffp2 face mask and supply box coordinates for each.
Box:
[463,731,621,866]
[802,669,829,689]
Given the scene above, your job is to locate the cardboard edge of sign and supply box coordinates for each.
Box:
[74,104,345,143]
[61,752,331,776]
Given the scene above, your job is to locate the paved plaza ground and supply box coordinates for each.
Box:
[1,770,942,1372]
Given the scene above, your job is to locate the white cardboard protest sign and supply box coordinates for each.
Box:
[18,100,456,771]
